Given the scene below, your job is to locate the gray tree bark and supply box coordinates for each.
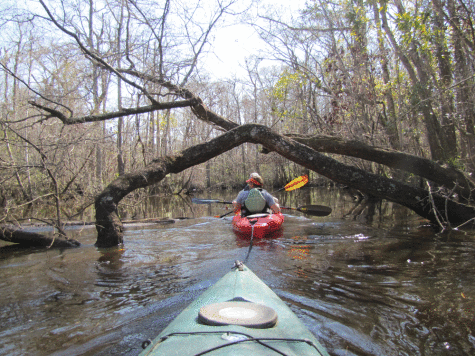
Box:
[284,134,475,201]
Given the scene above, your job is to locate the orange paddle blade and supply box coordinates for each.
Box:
[284,175,308,191]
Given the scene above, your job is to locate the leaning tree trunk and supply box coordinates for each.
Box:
[95,124,475,247]
[284,134,475,201]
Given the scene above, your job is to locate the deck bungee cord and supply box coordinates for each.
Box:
[142,331,327,356]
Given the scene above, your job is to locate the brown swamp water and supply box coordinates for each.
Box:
[0,187,474,356]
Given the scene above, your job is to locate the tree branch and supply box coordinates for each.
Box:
[283,133,475,201]
[119,69,240,131]
[29,99,199,124]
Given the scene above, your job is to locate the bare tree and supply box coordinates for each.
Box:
[3,0,475,249]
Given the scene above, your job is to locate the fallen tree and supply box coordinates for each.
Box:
[95,124,475,247]
[284,134,475,201]
[0,227,80,248]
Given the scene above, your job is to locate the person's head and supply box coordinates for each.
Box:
[246,172,263,187]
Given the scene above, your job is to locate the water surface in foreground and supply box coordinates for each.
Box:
[1,188,474,356]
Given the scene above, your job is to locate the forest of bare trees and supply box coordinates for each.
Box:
[2,0,475,247]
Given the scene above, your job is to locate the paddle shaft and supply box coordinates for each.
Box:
[281,204,332,217]
[217,210,234,218]
[271,186,285,193]
[192,198,232,204]
[218,205,331,218]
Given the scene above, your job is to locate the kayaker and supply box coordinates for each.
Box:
[233,173,281,216]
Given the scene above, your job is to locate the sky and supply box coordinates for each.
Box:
[2,0,307,80]
[203,0,307,79]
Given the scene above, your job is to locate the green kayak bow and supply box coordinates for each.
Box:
[140,261,330,356]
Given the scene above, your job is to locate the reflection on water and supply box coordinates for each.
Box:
[1,188,475,355]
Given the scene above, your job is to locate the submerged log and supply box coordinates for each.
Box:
[0,227,80,248]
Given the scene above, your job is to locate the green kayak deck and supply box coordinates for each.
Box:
[140,262,329,356]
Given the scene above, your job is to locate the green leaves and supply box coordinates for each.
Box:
[396,10,433,52]
[269,69,307,125]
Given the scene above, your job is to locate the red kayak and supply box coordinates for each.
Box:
[232,212,284,239]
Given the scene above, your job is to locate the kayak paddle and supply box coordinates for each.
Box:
[191,198,232,204]
[194,175,313,218]
[272,175,309,193]
[281,204,332,216]
[193,175,310,205]
[216,205,332,218]
[216,210,234,218]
